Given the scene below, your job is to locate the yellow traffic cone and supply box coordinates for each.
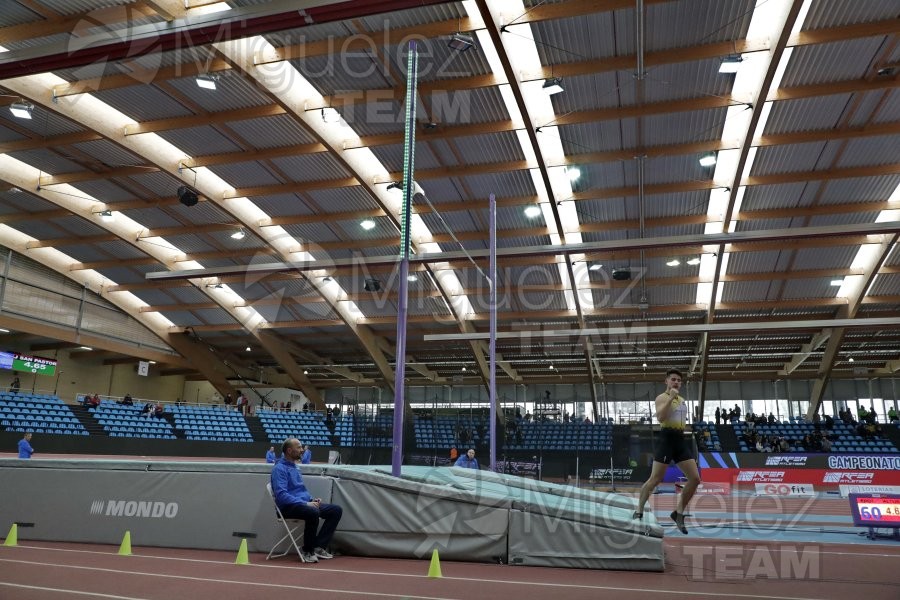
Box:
[3,524,17,547]
[427,548,442,578]
[235,538,249,565]
[118,531,132,556]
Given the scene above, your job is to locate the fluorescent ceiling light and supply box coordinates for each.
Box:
[666,259,681,267]
[830,279,843,286]
[448,32,475,52]
[99,210,113,222]
[542,77,564,95]
[407,274,418,282]
[79,346,93,351]
[523,205,541,218]
[589,263,602,271]
[149,361,156,364]
[699,152,717,167]
[687,257,701,266]
[0,328,9,333]
[231,229,245,240]
[719,54,743,74]
[9,101,33,119]
[566,166,581,182]
[195,74,218,90]
[360,219,376,230]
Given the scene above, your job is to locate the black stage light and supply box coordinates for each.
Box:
[177,185,199,207]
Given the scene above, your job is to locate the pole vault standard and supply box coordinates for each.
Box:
[391,40,418,477]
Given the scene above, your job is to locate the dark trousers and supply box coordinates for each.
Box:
[279,502,343,552]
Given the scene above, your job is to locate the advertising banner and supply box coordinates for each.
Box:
[754,483,815,496]
[703,468,900,488]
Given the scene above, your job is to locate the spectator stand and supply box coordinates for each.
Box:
[0,391,87,435]
[168,403,253,442]
[88,399,176,439]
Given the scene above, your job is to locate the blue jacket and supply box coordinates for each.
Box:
[454,455,478,469]
[265,450,276,464]
[270,457,311,507]
[301,449,312,464]
[18,439,33,459]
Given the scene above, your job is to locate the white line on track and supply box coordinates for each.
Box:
[0,557,891,600]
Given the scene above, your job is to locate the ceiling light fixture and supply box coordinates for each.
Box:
[699,152,717,167]
[99,210,113,222]
[360,219,376,230]
[461,366,467,372]
[9,101,34,119]
[303,369,309,375]
[321,107,341,123]
[386,181,403,191]
[719,54,743,74]
[195,73,219,90]
[524,205,541,218]
[407,274,418,282]
[566,166,581,181]
[848,357,855,363]
[642,362,648,368]
[542,77,564,95]
[589,263,602,271]
[448,32,475,52]
[231,228,245,240]
[686,257,701,266]
[245,346,251,352]
[666,259,681,267]
[830,279,843,286]
[0,328,9,333]
[79,346,93,351]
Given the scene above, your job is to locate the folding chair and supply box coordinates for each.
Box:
[265,482,305,561]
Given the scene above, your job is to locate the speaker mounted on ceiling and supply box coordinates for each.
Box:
[177,185,199,207]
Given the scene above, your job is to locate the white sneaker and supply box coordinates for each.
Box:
[300,551,318,563]
[313,547,333,559]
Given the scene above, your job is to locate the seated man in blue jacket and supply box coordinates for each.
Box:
[270,438,342,563]
[454,448,479,469]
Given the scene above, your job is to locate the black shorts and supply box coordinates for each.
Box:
[653,428,693,464]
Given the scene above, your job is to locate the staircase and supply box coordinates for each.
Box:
[245,415,270,443]
[715,424,740,451]
[69,404,107,436]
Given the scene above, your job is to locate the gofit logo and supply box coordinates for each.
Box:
[737,470,785,483]
[757,483,814,496]
[822,472,874,484]
[90,500,179,518]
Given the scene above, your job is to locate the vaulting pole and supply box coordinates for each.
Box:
[391,40,418,477]
[489,193,497,472]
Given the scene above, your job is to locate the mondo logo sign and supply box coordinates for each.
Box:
[756,483,815,496]
[90,500,179,519]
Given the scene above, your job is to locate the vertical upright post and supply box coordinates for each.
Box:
[489,193,497,472]
[391,41,419,477]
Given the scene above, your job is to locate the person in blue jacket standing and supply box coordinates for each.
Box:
[18,432,33,459]
[300,443,312,464]
[265,445,276,463]
[454,448,478,469]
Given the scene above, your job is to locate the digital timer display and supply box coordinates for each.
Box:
[849,494,900,527]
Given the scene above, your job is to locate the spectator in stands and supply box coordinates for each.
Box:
[821,436,832,452]
[333,405,341,418]
[454,448,479,469]
[634,369,699,535]
[224,394,233,409]
[270,438,342,563]
[118,393,134,406]
[715,406,721,425]
[734,404,741,421]
[868,406,877,424]
[823,413,834,430]
[449,447,458,461]
[140,401,153,416]
[153,402,164,418]
[300,443,312,464]
[9,374,20,394]
[525,412,532,422]
[266,446,276,463]
[889,406,898,423]
[583,416,592,424]
[767,412,776,424]
[779,437,790,453]
[858,405,868,423]
[17,432,33,459]
[302,402,309,412]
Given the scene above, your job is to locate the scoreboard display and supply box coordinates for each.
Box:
[0,351,57,376]
[848,493,900,528]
